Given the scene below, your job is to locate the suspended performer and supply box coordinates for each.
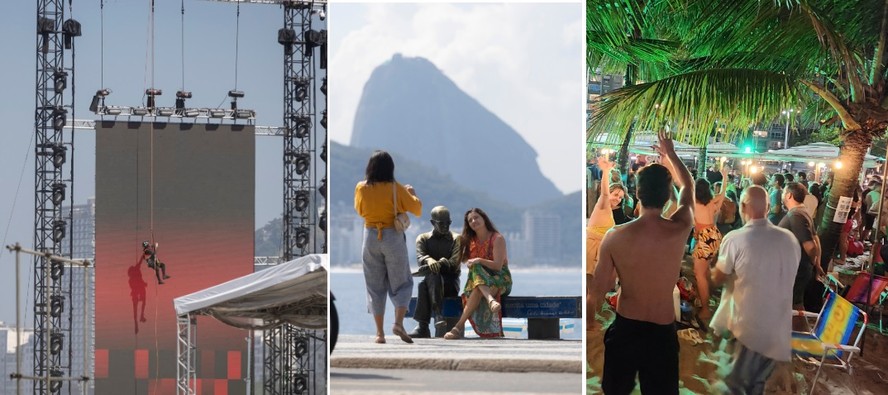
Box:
[141,241,171,284]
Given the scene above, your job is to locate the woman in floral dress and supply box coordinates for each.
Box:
[444,208,512,339]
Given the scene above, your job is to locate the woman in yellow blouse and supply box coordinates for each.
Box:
[354,150,423,344]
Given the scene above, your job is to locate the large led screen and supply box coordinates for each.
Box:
[95,121,255,394]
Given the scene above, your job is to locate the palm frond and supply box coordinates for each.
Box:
[588,69,802,146]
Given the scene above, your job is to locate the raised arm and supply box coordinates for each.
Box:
[594,156,614,212]
[589,156,616,227]
[712,162,729,206]
[654,130,694,226]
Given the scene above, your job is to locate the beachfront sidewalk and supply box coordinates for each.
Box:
[331,334,583,373]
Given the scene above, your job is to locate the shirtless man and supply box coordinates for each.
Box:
[692,161,728,319]
[590,130,694,394]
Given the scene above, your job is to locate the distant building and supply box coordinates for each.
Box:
[522,211,562,265]
[329,202,366,265]
[60,197,96,394]
[61,197,96,261]
[1,323,35,394]
[587,71,624,118]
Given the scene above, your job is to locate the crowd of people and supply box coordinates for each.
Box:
[353,150,513,343]
[586,131,883,393]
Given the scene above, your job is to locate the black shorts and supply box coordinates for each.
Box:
[603,314,679,395]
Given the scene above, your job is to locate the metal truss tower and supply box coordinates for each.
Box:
[269,1,327,394]
[34,0,80,394]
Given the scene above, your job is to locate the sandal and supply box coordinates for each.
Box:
[392,323,414,344]
[678,328,704,346]
[489,299,501,315]
[443,327,462,340]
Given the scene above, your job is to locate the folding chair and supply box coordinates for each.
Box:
[791,291,867,395]
[844,272,888,334]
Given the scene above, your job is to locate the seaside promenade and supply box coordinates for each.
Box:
[330,334,583,394]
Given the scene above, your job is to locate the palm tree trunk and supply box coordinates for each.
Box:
[616,122,634,176]
[697,141,708,180]
[818,130,872,271]
[616,63,638,175]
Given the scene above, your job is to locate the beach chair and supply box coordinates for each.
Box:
[791,292,867,395]
[844,272,888,334]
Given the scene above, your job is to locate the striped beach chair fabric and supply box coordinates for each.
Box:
[791,291,867,395]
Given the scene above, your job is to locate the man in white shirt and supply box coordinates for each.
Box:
[710,185,800,394]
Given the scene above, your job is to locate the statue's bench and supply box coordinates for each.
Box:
[406,296,582,340]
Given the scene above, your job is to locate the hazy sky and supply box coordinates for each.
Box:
[329,2,585,194]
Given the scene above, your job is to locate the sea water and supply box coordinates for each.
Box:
[331,267,583,340]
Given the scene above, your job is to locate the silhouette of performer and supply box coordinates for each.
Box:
[127,259,148,334]
[140,241,171,284]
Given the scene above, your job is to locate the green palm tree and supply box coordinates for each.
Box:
[588,0,888,268]
[587,0,679,174]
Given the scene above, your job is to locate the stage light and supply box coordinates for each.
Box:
[51,183,65,206]
[145,88,162,108]
[183,109,200,117]
[834,161,843,169]
[105,107,122,115]
[294,339,308,356]
[278,27,297,55]
[320,110,327,129]
[305,29,326,50]
[808,161,815,167]
[234,109,255,119]
[294,78,309,101]
[50,369,63,392]
[319,209,326,231]
[295,227,310,249]
[38,17,54,53]
[52,107,67,131]
[293,154,310,175]
[743,145,753,154]
[50,295,64,318]
[51,144,67,169]
[50,332,64,356]
[156,107,175,117]
[818,162,826,168]
[175,90,192,113]
[320,77,327,95]
[750,166,759,174]
[62,18,81,49]
[131,107,149,116]
[52,219,66,243]
[53,70,67,93]
[89,89,110,113]
[319,178,326,198]
[293,116,311,138]
[293,375,308,393]
[209,109,227,118]
[294,190,310,212]
[320,143,326,162]
[50,260,64,281]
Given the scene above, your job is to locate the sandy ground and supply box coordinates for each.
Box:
[586,325,888,394]
[586,258,888,394]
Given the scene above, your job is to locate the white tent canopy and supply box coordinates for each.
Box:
[762,142,882,168]
[173,254,327,330]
